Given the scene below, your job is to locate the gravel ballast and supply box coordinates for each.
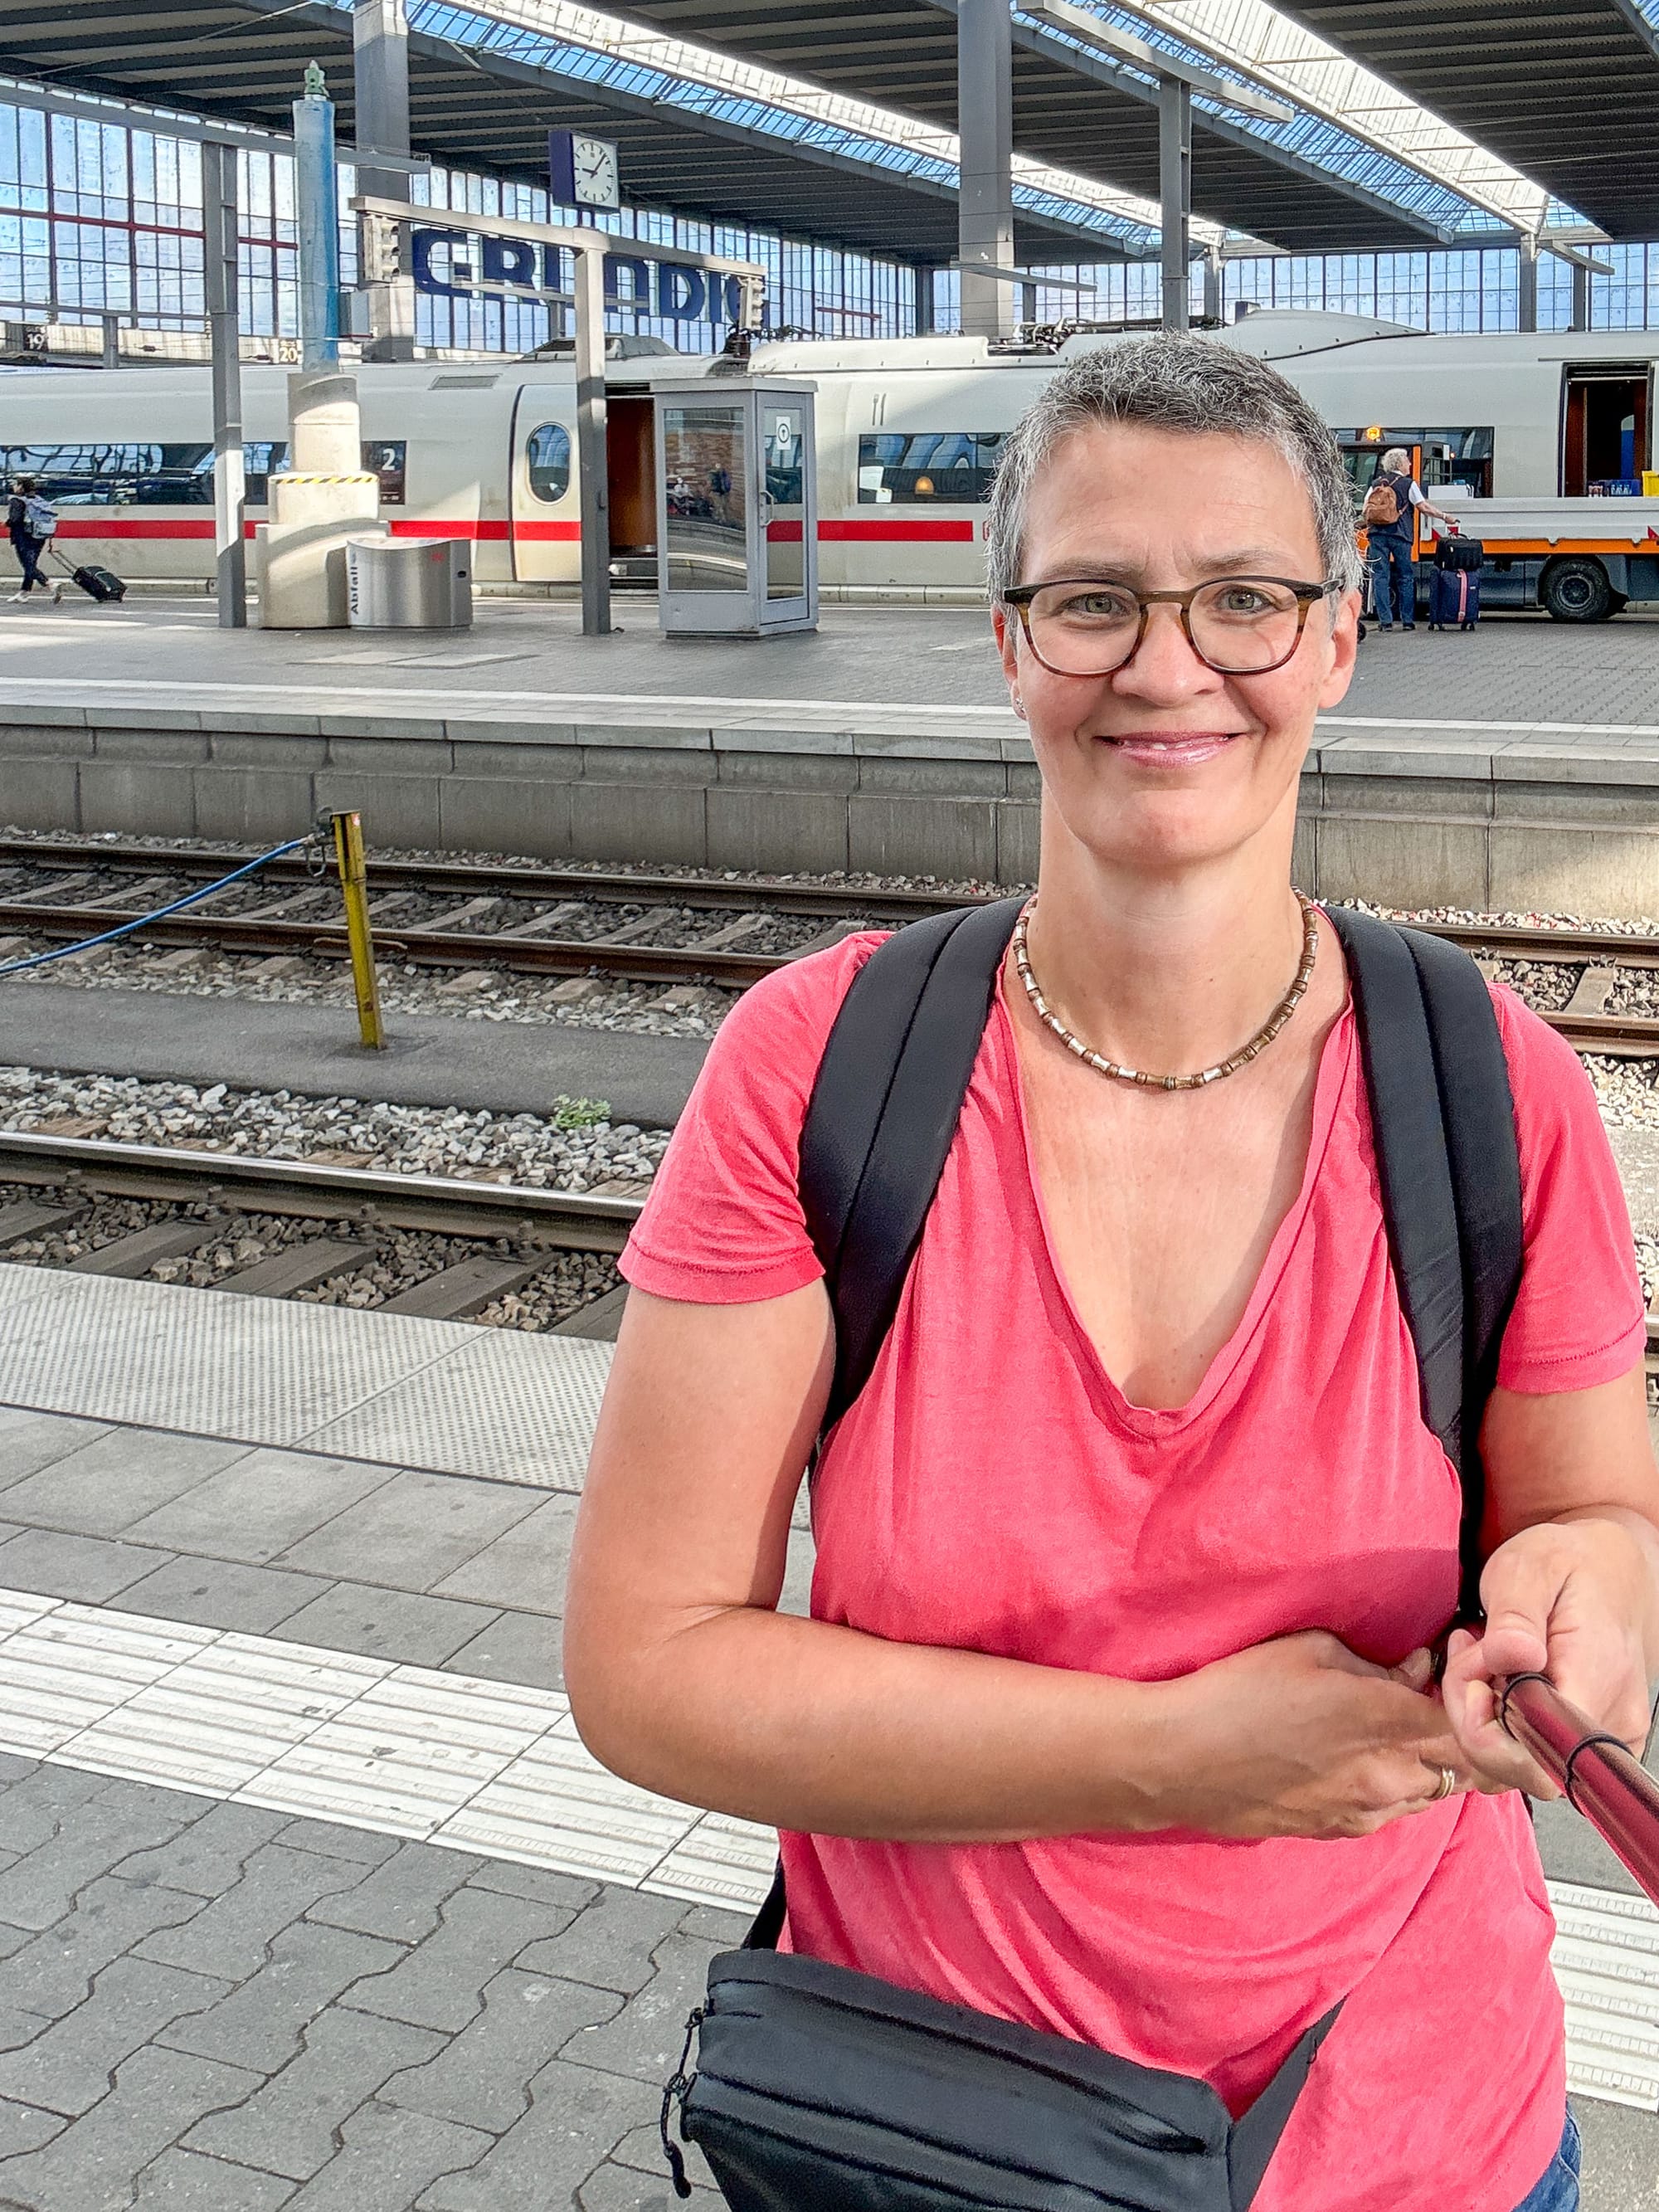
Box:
[0,1067,667,1189]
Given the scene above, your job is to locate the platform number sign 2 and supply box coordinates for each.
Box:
[549,131,620,212]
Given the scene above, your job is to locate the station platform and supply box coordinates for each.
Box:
[4,597,1659,918]
[0,1264,1654,2207]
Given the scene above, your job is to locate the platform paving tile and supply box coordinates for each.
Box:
[415,2056,659,2212]
[0,2043,265,2212]
[273,1469,544,1589]
[0,1525,174,1603]
[121,1449,400,1565]
[158,1921,406,2073]
[113,1801,289,1895]
[271,1584,504,1670]
[305,1838,484,1943]
[0,1955,231,2115]
[4,1873,211,2019]
[379,1966,617,2133]
[129,2146,300,2210]
[0,1413,113,1488]
[440,1606,563,1692]
[0,1772,196,1927]
[0,1428,250,1537]
[341,1885,576,2034]
[135,1841,370,1981]
[184,2007,447,2179]
[0,2097,65,2160]
[515,1886,691,1996]
[114,1555,335,1636]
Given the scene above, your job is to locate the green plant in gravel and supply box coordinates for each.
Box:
[550,1094,611,1130]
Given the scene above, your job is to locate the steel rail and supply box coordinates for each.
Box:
[0,1132,643,1252]
[0,900,788,990]
[0,839,961,922]
[7,895,1659,1054]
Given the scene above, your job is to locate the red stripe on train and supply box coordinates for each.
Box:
[51,514,973,545]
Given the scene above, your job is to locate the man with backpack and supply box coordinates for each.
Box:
[6,476,61,604]
[1360,446,1456,630]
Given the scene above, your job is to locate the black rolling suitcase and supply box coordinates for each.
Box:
[1428,534,1481,631]
[50,549,125,603]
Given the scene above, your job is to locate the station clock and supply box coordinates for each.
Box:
[548,130,621,212]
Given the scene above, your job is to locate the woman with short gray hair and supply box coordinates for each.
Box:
[568,333,1656,2211]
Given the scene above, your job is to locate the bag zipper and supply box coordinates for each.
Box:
[659,2004,705,2200]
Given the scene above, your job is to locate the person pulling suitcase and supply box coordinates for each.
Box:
[6,477,61,604]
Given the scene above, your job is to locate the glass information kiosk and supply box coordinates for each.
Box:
[654,381,817,636]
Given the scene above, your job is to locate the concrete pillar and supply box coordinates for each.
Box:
[912,263,936,335]
[957,0,1014,339]
[1571,259,1591,333]
[575,244,611,637]
[354,0,416,361]
[1201,246,1222,324]
[1159,77,1192,332]
[1518,236,1538,334]
[202,139,246,630]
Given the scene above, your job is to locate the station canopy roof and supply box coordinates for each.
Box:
[0,0,1172,264]
[552,0,1503,249]
[1258,0,1659,239]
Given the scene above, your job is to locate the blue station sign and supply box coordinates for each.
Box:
[411,226,747,326]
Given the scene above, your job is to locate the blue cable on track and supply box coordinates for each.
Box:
[0,835,321,977]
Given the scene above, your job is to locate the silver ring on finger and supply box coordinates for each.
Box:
[1430,1764,1457,1801]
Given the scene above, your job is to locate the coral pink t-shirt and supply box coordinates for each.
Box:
[620,926,1645,2212]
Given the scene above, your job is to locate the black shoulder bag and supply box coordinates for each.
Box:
[662,899,1524,2212]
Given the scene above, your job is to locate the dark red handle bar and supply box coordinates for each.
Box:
[1500,1673,1659,1905]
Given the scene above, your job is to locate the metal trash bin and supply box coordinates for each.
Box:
[346,536,473,629]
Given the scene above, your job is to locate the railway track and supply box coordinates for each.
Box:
[0,1130,642,1328]
[4,837,1659,1057]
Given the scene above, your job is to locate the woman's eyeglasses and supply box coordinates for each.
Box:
[1000,575,1341,679]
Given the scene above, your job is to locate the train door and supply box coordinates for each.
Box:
[605,392,658,587]
[507,385,579,582]
[1561,366,1651,495]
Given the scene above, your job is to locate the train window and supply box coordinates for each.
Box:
[0,442,213,504]
[857,432,1005,503]
[243,441,406,504]
[526,425,572,504]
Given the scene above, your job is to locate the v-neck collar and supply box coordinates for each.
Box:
[993,973,1358,1436]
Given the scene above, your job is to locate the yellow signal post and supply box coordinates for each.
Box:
[330,809,386,1050]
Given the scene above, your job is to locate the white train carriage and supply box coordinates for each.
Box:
[3,311,1657,615]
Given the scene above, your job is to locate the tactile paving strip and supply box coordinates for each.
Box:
[303,1327,611,1491]
[0,1583,773,1914]
[0,1581,1650,2103]
[0,1266,613,1489]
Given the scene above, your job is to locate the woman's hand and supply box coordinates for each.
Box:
[1440,1516,1656,1800]
[1155,1630,1478,1841]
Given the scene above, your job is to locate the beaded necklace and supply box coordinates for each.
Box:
[1010,893,1321,1091]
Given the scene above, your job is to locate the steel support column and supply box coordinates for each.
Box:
[1571,260,1591,333]
[575,244,611,637]
[1518,236,1538,334]
[1159,77,1191,332]
[354,0,416,361]
[912,264,937,335]
[201,139,246,630]
[957,0,1014,339]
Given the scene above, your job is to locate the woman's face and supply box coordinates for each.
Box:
[993,421,1360,875]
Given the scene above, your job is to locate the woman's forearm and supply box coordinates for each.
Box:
[570,1602,1170,1844]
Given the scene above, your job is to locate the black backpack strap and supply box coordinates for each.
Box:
[1228,2003,1343,2210]
[1322,907,1524,1615]
[800,896,1024,1431]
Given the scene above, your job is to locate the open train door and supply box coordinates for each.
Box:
[653,380,817,636]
